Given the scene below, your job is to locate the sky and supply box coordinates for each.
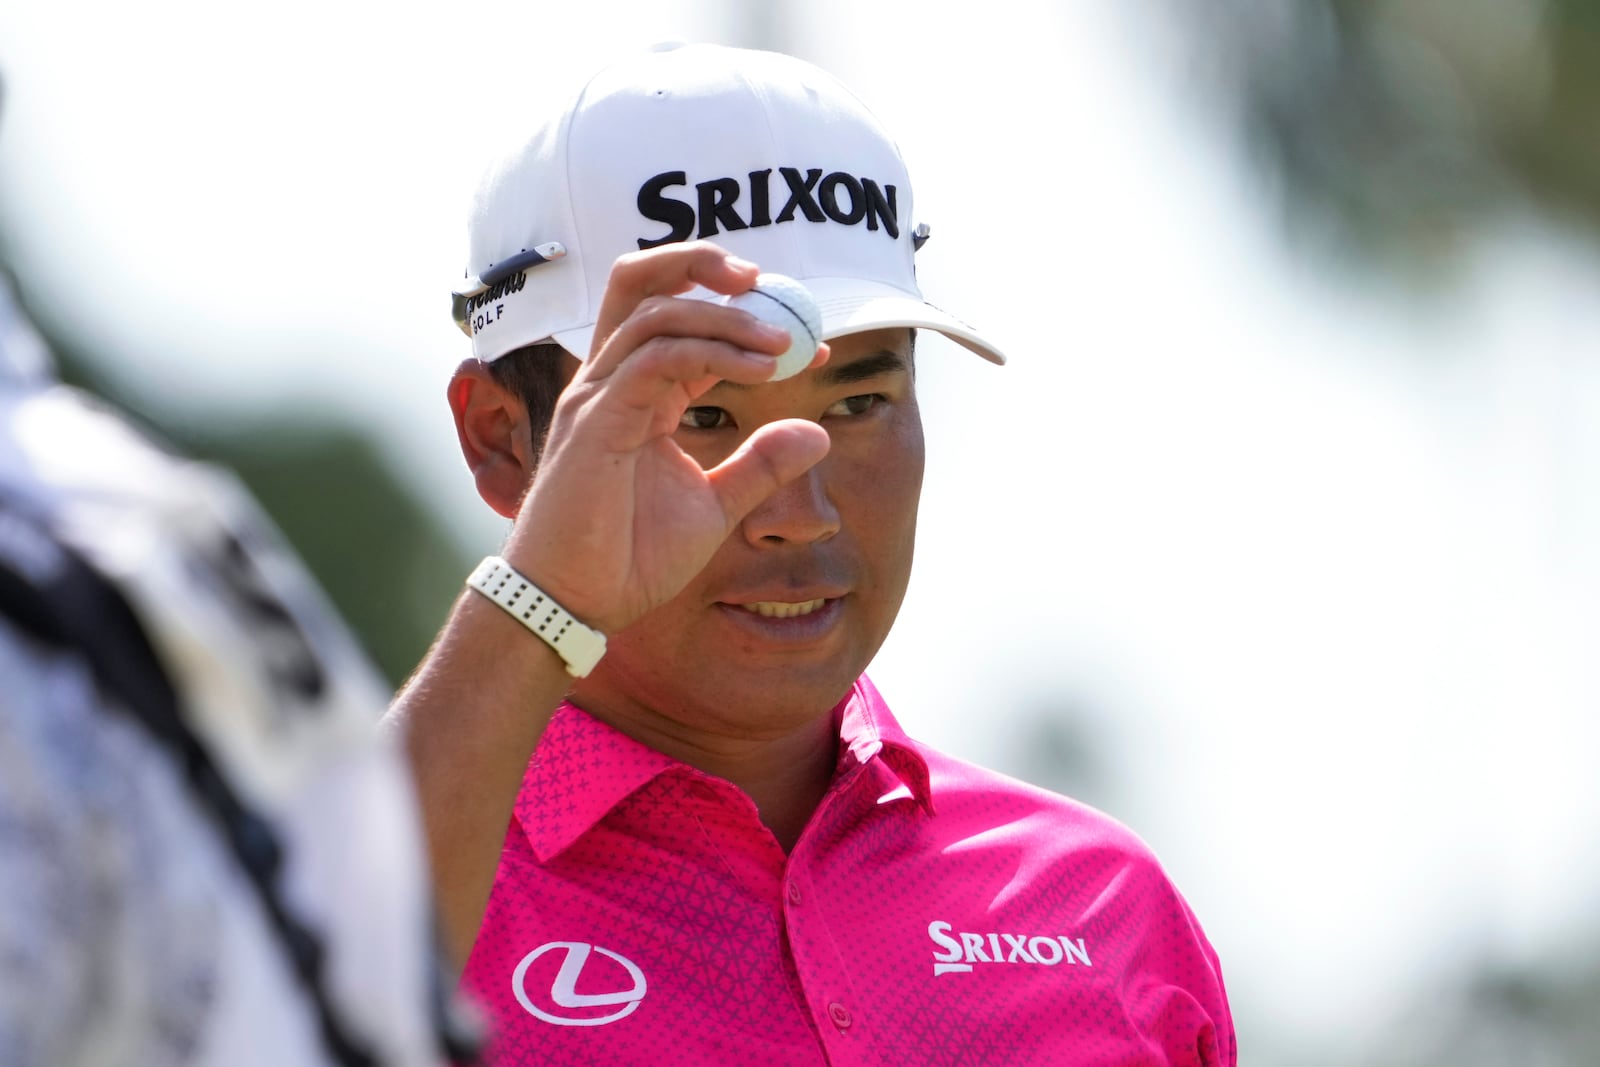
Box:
[3,0,1598,1059]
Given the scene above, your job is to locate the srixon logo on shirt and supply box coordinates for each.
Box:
[635,167,900,249]
[927,920,1093,977]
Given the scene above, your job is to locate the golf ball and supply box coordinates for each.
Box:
[719,273,822,381]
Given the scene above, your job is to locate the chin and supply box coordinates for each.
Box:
[695,663,864,732]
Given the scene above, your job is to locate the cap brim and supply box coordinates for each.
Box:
[550,277,1005,366]
[804,277,1005,366]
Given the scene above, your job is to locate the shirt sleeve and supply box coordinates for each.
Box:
[1128,860,1238,1067]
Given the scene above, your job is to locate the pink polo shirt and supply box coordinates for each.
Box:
[462,676,1235,1065]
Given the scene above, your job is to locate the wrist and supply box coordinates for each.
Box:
[465,556,607,677]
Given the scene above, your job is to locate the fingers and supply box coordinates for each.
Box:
[584,311,787,424]
[706,419,831,528]
[587,242,766,375]
[550,337,772,457]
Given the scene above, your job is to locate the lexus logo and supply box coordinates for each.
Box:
[511,942,648,1027]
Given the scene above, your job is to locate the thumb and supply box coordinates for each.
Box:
[707,420,831,527]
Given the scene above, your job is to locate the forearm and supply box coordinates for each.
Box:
[383,586,572,969]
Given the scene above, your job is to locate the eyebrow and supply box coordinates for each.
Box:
[819,349,909,387]
[716,348,910,392]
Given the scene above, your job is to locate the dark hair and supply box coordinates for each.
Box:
[486,342,574,466]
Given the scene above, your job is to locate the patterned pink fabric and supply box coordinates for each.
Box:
[462,676,1235,1065]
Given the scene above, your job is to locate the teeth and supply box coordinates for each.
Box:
[743,598,827,619]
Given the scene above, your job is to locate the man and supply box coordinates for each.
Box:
[389,43,1235,1065]
[0,262,471,1063]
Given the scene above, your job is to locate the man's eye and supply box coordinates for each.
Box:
[679,406,731,430]
[825,394,883,418]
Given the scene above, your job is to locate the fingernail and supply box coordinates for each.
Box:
[726,255,758,271]
[753,321,791,342]
[740,349,779,377]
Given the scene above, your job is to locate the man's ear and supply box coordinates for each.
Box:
[448,359,537,519]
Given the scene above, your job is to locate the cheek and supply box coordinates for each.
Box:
[579,595,704,703]
[843,407,925,581]
[883,401,926,512]
[899,413,927,510]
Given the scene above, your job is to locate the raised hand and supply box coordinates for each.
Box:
[503,241,830,635]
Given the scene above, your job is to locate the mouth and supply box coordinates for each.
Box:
[738,598,829,619]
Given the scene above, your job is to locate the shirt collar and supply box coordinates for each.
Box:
[516,673,935,862]
[834,674,934,815]
[515,704,680,862]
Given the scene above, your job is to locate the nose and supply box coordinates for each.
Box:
[740,463,840,547]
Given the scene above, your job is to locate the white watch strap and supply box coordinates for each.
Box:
[466,556,607,677]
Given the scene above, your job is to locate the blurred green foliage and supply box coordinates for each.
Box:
[1182,0,1600,273]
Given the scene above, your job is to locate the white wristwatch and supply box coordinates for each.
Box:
[466,556,607,677]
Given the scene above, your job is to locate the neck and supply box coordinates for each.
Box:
[716,722,838,852]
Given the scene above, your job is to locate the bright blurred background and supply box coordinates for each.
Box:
[3,1,1597,1063]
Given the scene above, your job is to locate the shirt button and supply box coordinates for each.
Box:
[828,1002,852,1030]
[786,881,802,906]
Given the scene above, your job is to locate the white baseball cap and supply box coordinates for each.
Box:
[452,42,1005,366]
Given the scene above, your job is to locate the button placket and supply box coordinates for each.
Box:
[785,779,879,1055]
